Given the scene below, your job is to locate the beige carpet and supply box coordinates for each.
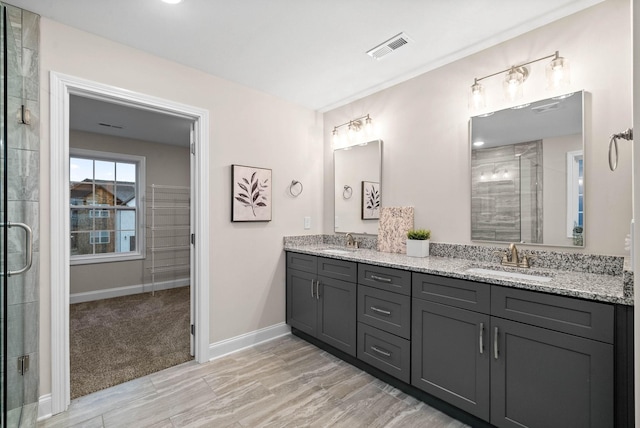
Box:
[70,286,193,399]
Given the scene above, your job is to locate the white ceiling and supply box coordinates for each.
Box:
[10,0,602,112]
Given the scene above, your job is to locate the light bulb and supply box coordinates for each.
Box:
[470,79,485,110]
[365,116,372,134]
[504,67,525,102]
[546,52,569,90]
[332,129,339,146]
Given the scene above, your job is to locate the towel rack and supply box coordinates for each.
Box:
[609,128,633,171]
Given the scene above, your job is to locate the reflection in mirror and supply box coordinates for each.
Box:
[334,140,382,234]
[470,91,584,247]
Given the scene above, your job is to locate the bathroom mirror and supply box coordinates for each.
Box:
[334,140,382,235]
[470,91,584,247]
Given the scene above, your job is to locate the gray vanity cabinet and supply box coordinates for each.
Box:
[412,273,615,427]
[286,252,358,356]
[490,287,614,428]
[357,264,412,383]
[411,273,492,420]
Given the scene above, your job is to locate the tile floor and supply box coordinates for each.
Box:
[38,334,468,428]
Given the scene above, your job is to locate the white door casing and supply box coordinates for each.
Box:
[49,71,210,414]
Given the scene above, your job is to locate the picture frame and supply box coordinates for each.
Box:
[231,164,272,222]
[361,181,380,220]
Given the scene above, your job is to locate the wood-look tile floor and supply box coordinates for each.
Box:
[38,334,469,428]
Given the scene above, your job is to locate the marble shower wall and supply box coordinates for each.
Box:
[471,141,542,243]
[4,4,40,427]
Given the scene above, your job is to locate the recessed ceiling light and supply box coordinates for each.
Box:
[473,141,485,147]
[161,0,183,4]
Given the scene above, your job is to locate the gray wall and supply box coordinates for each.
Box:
[69,130,190,295]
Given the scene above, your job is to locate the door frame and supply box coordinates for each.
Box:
[49,72,210,414]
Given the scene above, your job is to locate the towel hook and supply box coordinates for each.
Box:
[609,128,633,171]
[289,180,303,197]
[343,185,353,199]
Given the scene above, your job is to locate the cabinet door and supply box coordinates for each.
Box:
[317,276,357,356]
[411,299,491,421]
[287,268,318,337]
[491,318,613,428]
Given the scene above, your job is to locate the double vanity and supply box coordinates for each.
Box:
[284,238,634,428]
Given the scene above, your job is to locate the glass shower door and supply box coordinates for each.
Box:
[2,3,38,426]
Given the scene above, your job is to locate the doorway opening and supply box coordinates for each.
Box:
[67,95,195,398]
[49,72,210,415]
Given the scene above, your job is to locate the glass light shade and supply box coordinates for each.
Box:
[504,67,525,102]
[546,55,570,90]
[470,80,485,110]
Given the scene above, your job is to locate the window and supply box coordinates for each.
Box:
[89,230,110,244]
[566,150,584,240]
[70,149,146,264]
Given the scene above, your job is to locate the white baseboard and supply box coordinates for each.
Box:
[37,394,52,421]
[70,278,190,304]
[209,322,291,360]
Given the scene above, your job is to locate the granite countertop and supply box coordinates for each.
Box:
[284,243,633,306]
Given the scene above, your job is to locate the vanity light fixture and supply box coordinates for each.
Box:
[470,51,569,109]
[332,114,373,148]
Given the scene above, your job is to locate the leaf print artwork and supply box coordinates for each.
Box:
[361,181,380,220]
[234,171,269,216]
[232,165,272,222]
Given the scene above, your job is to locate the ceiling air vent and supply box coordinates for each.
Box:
[367,32,412,60]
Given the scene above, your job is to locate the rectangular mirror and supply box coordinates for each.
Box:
[470,91,584,247]
[334,139,382,234]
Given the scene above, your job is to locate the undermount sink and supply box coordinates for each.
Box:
[320,248,355,255]
[465,267,553,283]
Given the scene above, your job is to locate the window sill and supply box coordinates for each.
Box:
[70,252,145,265]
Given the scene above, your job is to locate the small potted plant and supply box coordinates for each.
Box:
[406,229,431,257]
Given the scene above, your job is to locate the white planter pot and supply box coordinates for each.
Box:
[406,239,430,257]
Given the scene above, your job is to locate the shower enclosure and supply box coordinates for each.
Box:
[1,3,40,427]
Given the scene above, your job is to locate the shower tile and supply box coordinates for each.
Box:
[22,10,39,52]
[7,301,38,357]
[23,48,39,102]
[7,200,40,252]
[7,148,39,202]
[8,251,39,305]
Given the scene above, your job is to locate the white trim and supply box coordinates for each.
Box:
[69,278,189,304]
[37,394,52,421]
[209,323,291,361]
[50,71,211,415]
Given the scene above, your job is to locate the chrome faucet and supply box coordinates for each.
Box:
[495,243,535,268]
[345,233,359,248]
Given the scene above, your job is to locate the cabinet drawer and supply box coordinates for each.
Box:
[491,286,614,343]
[358,285,411,339]
[358,264,412,295]
[287,252,317,274]
[358,322,411,383]
[318,257,357,282]
[413,273,490,314]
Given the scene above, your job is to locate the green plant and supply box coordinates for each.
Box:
[407,229,431,240]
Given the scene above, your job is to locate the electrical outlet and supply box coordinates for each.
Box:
[304,216,311,230]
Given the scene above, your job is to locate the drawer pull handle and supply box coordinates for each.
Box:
[494,327,499,360]
[310,279,315,298]
[370,274,392,283]
[370,306,392,316]
[371,346,391,357]
[479,322,484,354]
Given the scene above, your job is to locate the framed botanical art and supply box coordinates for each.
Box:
[231,164,272,222]
[361,181,380,220]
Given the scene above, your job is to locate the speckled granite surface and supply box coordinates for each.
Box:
[283,239,633,306]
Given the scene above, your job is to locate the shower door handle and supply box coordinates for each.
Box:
[2,222,33,276]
